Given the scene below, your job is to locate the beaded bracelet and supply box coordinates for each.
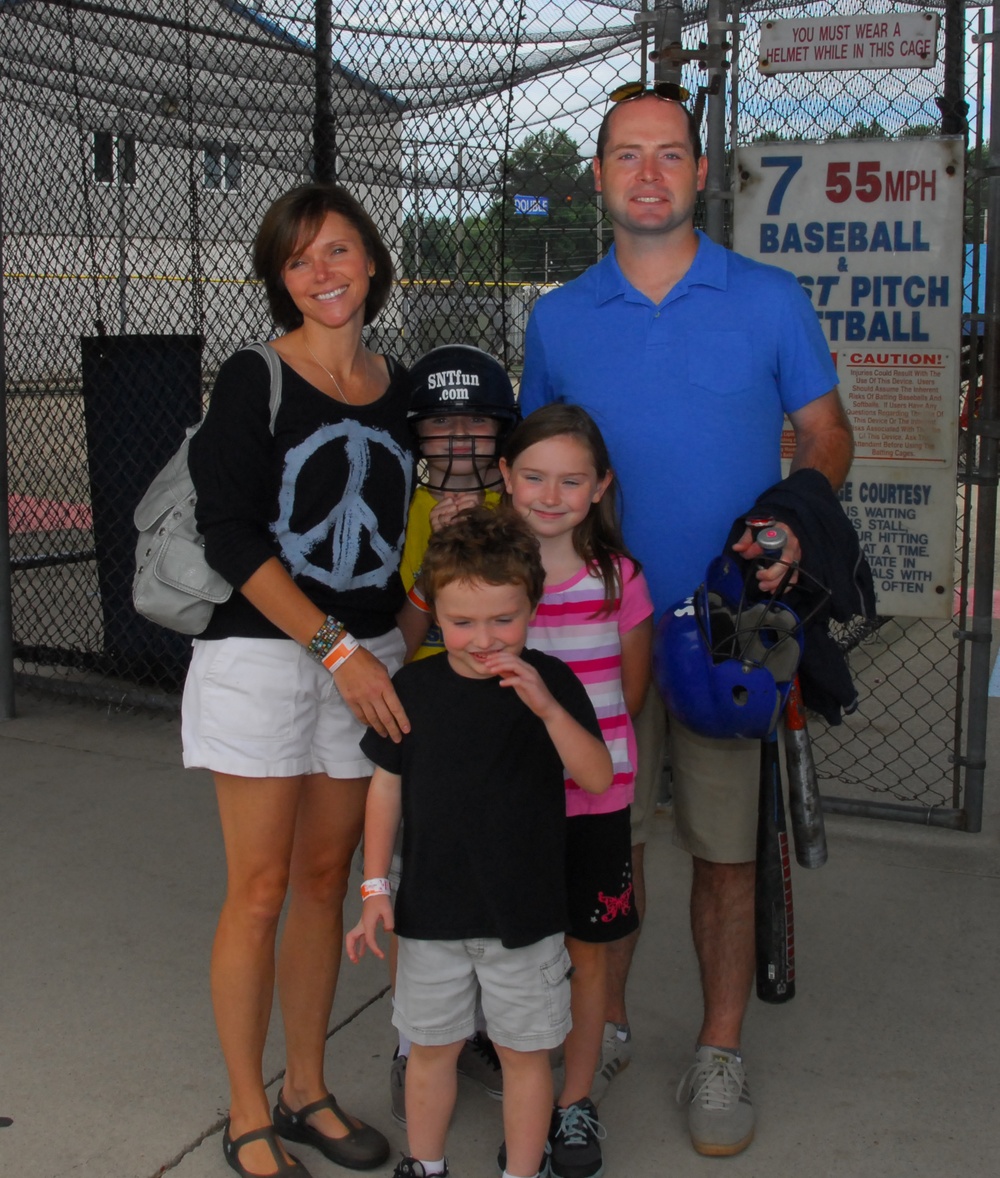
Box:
[361,877,391,901]
[307,615,345,664]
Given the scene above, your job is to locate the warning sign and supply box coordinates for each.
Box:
[758,13,939,74]
[735,138,963,618]
[842,350,954,463]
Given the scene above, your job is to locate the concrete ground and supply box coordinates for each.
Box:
[1,693,998,1178]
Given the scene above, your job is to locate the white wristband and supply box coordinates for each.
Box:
[361,877,391,901]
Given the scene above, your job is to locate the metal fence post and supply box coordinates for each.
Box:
[314,0,337,182]
[938,0,970,136]
[704,0,730,244]
[0,168,14,720]
[961,3,1000,832]
[653,0,684,86]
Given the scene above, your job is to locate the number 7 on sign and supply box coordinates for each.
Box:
[760,156,803,215]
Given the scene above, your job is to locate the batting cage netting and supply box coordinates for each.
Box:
[1,0,995,828]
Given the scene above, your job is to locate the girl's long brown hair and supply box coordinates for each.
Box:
[502,403,641,613]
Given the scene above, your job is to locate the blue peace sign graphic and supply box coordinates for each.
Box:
[274,419,412,591]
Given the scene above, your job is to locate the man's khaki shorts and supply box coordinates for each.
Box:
[633,688,760,863]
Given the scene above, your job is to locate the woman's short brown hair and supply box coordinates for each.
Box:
[420,506,545,610]
[253,183,394,330]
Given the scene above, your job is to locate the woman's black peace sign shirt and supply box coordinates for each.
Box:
[191,347,415,640]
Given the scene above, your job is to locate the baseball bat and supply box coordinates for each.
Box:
[752,520,828,870]
[748,518,796,1001]
[783,676,828,869]
[755,730,795,1003]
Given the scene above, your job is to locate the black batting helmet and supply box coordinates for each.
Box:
[405,345,519,490]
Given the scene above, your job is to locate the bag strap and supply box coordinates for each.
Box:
[239,341,283,434]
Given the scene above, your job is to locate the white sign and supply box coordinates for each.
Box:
[758,13,939,74]
[514,194,549,216]
[734,139,963,619]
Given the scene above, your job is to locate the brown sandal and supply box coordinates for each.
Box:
[223,1120,311,1178]
[272,1091,389,1170]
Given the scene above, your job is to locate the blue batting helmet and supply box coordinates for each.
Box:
[655,555,804,740]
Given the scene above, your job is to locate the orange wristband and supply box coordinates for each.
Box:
[407,583,431,614]
[321,632,360,673]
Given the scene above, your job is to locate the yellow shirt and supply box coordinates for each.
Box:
[400,485,502,660]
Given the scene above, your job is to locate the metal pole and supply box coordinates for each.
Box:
[961,5,999,832]
[116,132,128,333]
[412,145,422,280]
[822,797,966,830]
[729,3,741,190]
[937,0,969,136]
[653,0,684,86]
[0,164,15,718]
[313,0,337,182]
[704,0,729,244]
[454,144,465,283]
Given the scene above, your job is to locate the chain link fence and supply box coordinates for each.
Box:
[735,1,991,825]
[1,1,994,826]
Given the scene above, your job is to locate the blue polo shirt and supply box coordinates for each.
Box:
[520,231,838,616]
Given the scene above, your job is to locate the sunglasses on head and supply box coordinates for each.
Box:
[608,80,691,104]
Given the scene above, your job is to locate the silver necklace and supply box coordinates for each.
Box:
[304,339,369,404]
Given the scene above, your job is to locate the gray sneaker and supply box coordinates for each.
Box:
[457,1031,504,1099]
[390,1049,407,1125]
[589,1022,632,1105]
[675,1046,755,1156]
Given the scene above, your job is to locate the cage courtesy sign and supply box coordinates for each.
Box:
[733,139,963,619]
[758,13,939,74]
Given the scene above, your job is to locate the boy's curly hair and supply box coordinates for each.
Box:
[420,505,545,609]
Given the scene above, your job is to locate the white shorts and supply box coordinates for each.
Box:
[393,933,572,1052]
[181,629,405,780]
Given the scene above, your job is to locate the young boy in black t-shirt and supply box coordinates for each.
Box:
[346,507,612,1178]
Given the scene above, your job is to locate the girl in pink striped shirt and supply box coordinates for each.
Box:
[500,404,653,1178]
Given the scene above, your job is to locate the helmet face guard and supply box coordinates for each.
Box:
[412,428,508,491]
[405,344,519,492]
[656,555,804,740]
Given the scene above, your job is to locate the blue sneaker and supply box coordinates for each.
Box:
[548,1099,605,1178]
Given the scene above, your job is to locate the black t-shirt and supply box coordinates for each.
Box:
[190,347,415,640]
[361,648,603,948]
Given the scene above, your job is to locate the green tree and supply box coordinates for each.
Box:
[399,130,602,286]
[497,129,600,284]
[400,212,457,282]
[827,117,889,141]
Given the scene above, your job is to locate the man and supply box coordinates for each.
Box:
[519,90,853,1157]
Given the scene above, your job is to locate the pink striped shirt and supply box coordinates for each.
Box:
[528,558,653,816]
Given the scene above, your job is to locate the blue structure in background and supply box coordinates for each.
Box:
[965,242,986,336]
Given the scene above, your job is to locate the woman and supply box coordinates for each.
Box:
[183,184,413,1178]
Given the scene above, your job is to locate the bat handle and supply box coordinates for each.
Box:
[755,523,797,593]
[754,522,828,868]
[756,524,786,563]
